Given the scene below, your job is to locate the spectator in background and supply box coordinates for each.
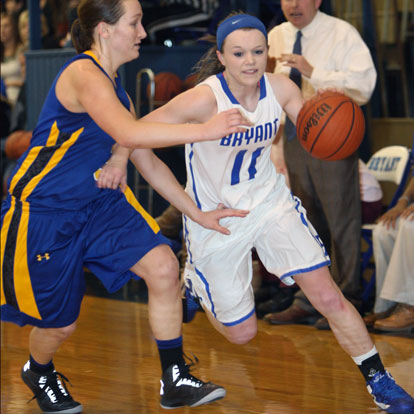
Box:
[2,0,26,24]
[60,0,80,47]
[18,8,60,50]
[1,40,12,200]
[40,0,64,48]
[364,171,414,333]
[359,159,383,224]
[2,48,31,198]
[0,11,24,105]
[264,0,377,330]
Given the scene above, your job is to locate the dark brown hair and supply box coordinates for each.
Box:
[71,0,126,53]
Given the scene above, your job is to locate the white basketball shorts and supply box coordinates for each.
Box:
[183,185,331,326]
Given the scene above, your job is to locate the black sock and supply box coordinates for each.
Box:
[357,353,385,381]
[156,337,184,373]
[29,355,54,374]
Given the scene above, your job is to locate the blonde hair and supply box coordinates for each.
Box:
[18,10,48,47]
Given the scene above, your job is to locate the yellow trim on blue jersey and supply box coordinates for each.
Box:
[83,50,100,65]
[0,198,14,306]
[9,146,43,195]
[14,200,42,319]
[83,50,118,78]
[123,186,160,233]
[9,122,84,202]
[45,117,60,146]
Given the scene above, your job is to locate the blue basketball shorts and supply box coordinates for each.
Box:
[1,187,171,328]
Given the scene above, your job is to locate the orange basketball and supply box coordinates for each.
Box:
[147,72,183,107]
[296,91,365,161]
[5,130,32,160]
[182,73,198,91]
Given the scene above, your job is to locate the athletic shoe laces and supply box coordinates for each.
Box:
[27,371,73,404]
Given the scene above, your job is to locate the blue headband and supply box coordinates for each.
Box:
[216,15,268,51]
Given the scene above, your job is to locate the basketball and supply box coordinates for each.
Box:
[5,130,32,160]
[147,72,183,107]
[296,91,365,161]
[182,73,198,91]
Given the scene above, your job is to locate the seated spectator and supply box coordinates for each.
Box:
[60,0,79,48]
[2,0,26,24]
[1,47,31,199]
[0,11,24,105]
[18,9,60,50]
[364,172,414,333]
[359,159,383,224]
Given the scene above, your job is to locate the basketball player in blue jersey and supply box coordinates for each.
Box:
[103,12,414,414]
[0,1,253,412]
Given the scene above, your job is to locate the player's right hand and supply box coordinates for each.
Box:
[197,203,249,235]
[205,108,252,141]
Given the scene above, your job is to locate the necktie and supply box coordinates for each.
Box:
[285,30,302,141]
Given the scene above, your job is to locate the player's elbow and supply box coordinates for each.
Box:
[114,132,145,149]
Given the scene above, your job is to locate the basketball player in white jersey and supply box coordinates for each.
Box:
[102,13,414,414]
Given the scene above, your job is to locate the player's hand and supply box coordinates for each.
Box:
[96,154,128,192]
[196,203,249,235]
[204,108,252,140]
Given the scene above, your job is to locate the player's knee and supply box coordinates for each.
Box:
[154,254,180,287]
[225,324,257,345]
[317,289,345,315]
[53,322,77,341]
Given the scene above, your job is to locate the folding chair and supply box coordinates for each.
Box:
[360,145,413,304]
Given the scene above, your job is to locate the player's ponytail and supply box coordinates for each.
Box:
[193,36,224,84]
[71,18,90,53]
[71,0,124,54]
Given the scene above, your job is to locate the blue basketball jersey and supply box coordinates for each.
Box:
[7,51,130,211]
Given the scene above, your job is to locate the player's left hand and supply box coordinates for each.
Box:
[197,203,249,235]
[97,156,127,192]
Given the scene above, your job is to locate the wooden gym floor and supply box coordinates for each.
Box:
[1,294,413,414]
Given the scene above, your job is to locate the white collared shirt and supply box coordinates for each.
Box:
[268,11,377,105]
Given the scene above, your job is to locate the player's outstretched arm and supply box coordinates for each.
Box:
[130,149,249,235]
[67,62,251,149]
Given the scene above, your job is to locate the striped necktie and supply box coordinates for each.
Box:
[285,30,302,141]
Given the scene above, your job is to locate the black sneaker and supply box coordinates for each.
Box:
[160,360,226,409]
[21,361,83,413]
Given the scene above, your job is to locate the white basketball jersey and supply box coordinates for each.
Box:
[185,72,285,211]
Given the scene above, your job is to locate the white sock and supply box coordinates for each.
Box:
[352,346,378,365]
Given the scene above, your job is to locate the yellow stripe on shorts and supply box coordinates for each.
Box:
[1,198,41,319]
[123,186,160,233]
